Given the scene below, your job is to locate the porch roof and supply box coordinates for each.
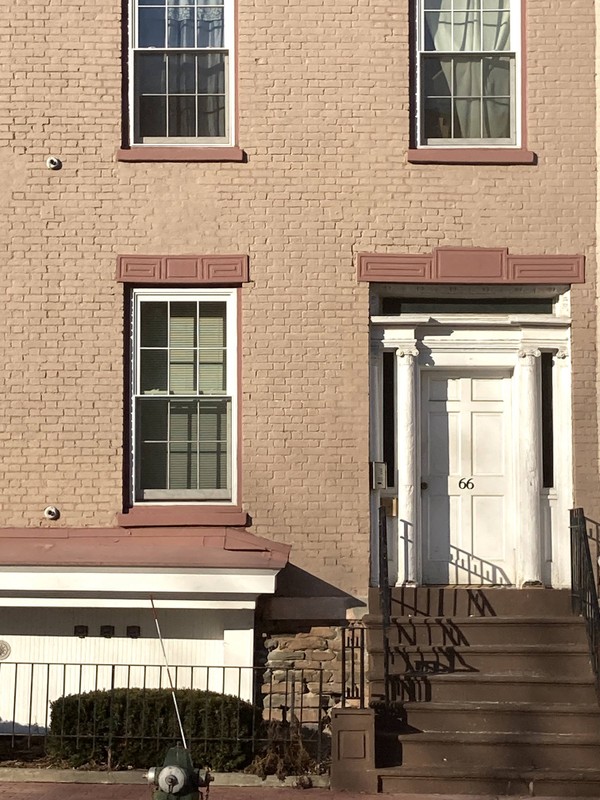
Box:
[0,526,290,571]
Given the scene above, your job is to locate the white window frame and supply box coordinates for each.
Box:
[128,0,235,146]
[131,287,238,505]
[415,0,521,148]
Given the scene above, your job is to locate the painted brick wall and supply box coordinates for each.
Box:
[0,0,596,601]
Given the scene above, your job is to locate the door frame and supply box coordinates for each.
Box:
[370,312,573,589]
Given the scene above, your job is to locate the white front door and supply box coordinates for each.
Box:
[421,371,515,585]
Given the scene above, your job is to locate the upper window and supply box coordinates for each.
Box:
[132,289,237,502]
[417,0,519,146]
[130,0,234,145]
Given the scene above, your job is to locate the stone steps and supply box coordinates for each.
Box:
[363,587,600,796]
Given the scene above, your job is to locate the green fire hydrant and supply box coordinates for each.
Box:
[146,745,212,800]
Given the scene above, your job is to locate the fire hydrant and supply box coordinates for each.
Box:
[146,745,212,800]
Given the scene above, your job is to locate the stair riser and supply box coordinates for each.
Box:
[406,708,600,736]
[370,587,574,619]
[401,740,600,770]
[375,679,598,704]
[370,650,593,678]
[368,622,588,648]
[378,774,600,797]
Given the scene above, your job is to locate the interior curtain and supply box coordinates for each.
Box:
[425,4,510,138]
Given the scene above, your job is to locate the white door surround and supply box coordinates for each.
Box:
[370,313,573,589]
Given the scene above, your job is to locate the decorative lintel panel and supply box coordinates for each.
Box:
[358,248,585,285]
[117,254,249,285]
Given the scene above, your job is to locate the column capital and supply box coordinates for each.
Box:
[518,347,541,361]
[396,347,420,362]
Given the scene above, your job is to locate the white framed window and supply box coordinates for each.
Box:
[416,0,520,146]
[130,0,234,145]
[131,288,237,502]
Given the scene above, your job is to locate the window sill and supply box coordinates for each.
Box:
[117,505,249,528]
[407,148,537,165]
[116,146,246,163]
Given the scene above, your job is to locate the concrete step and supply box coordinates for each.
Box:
[371,672,598,704]
[399,730,600,770]
[402,700,600,736]
[368,587,574,618]
[365,615,588,647]
[376,764,600,796]
[369,643,594,678]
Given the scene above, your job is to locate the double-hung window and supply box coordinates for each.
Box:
[131,0,233,144]
[417,0,519,146]
[132,289,237,502]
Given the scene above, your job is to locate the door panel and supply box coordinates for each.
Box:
[421,371,514,585]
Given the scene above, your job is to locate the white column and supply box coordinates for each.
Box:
[516,348,543,586]
[395,348,419,586]
[369,340,384,585]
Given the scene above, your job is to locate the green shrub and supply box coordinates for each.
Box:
[47,688,260,771]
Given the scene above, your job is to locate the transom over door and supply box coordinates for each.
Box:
[421,371,515,585]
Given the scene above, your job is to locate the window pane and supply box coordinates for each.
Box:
[169,443,197,489]
[424,97,452,138]
[198,303,226,347]
[141,443,168,490]
[424,58,452,96]
[139,0,166,5]
[197,7,224,47]
[198,0,223,5]
[168,95,197,137]
[454,58,481,96]
[198,355,226,393]
[483,0,509,8]
[482,10,510,50]
[197,95,226,137]
[168,53,197,93]
[170,302,197,346]
[453,11,480,50]
[424,0,452,9]
[170,349,196,394]
[454,0,480,9]
[483,97,510,137]
[168,6,196,47]
[424,12,451,51]
[198,443,228,490]
[139,95,167,138]
[197,53,226,94]
[141,350,168,394]
[138,6,166,47]
[454,98,481,137]
[199,398,229,440]
[141,302,168,347]
[483,56,510,96]
[139,398,168,441]
[170,401,198,441]
[138,53,167,94]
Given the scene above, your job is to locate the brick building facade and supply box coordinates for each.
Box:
[0,0,598,753]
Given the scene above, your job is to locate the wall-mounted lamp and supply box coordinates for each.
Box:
[126,626,141,639]
[74,625,88,638]
[100,625,115,638]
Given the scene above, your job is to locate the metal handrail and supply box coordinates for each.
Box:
[570,507,600,698]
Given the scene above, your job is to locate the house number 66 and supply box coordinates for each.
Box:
[458,478,474,489]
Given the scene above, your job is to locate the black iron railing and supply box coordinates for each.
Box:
[570,507,600,696]
[0,662,329,770]
[341,624,366,708]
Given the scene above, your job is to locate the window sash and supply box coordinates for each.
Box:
[132,289,237,503]
[416,0,520,147]
[129,0,234,145]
